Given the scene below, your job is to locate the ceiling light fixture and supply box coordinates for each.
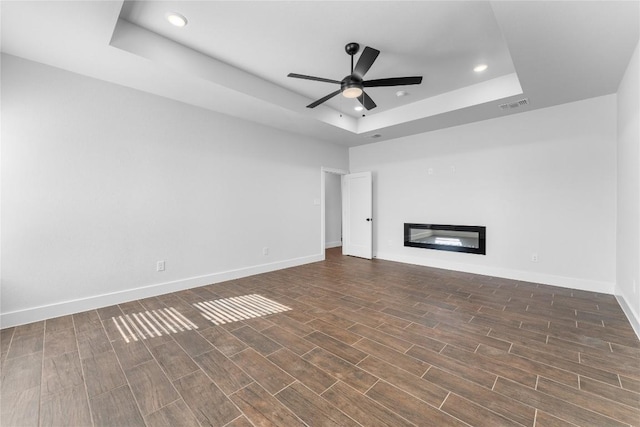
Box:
[166,12,188,27]
[396,90,409,97]
[474,64,488,72]
[354,105,364,112]
[342,83,363,99]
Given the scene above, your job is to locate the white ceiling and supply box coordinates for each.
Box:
[120,1,517,116]
[2,1,638,147]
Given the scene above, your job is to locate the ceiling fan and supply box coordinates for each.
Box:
[288,42,423,110]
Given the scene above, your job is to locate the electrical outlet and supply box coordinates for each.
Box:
[263,247,269,256]
[531,253,539,263]
[157,260,165,272]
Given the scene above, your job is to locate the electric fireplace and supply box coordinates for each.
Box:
[404,223,486,255]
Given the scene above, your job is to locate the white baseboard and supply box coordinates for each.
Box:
[1,253,323,328]
[615,290,640,340]
[375,251,615,295]
[325,241,342,249]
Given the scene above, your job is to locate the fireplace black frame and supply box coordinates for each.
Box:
[404,223,486,255]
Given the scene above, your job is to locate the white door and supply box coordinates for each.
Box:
[342,172,372,259]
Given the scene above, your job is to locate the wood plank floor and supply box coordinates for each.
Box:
[2,248,639,426]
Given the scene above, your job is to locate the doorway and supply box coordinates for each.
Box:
[321,167,348,258]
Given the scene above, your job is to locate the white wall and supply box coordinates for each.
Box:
[350,95,617,293]
[616,41,640,334]
[324,172,342,248]
[1,54,348,326]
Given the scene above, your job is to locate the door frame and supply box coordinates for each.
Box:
[320,167,349,260]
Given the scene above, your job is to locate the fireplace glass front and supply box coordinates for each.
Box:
[404,223,486,255]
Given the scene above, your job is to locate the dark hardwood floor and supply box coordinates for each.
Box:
[2,247,639,426]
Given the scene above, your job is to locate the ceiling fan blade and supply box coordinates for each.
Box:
[307,90,342,108]
[363,76,423,87]
[353,46,380,79]
[357,91,377,110]
[288,73,341,84]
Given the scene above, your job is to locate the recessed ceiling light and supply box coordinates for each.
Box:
[474,64,488,73]
[166,12,188,27]
[354,105,364,112]
[396,90,409,97]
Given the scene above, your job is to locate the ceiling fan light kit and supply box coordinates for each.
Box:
[342,84,363,99]
[288,42,423,111]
